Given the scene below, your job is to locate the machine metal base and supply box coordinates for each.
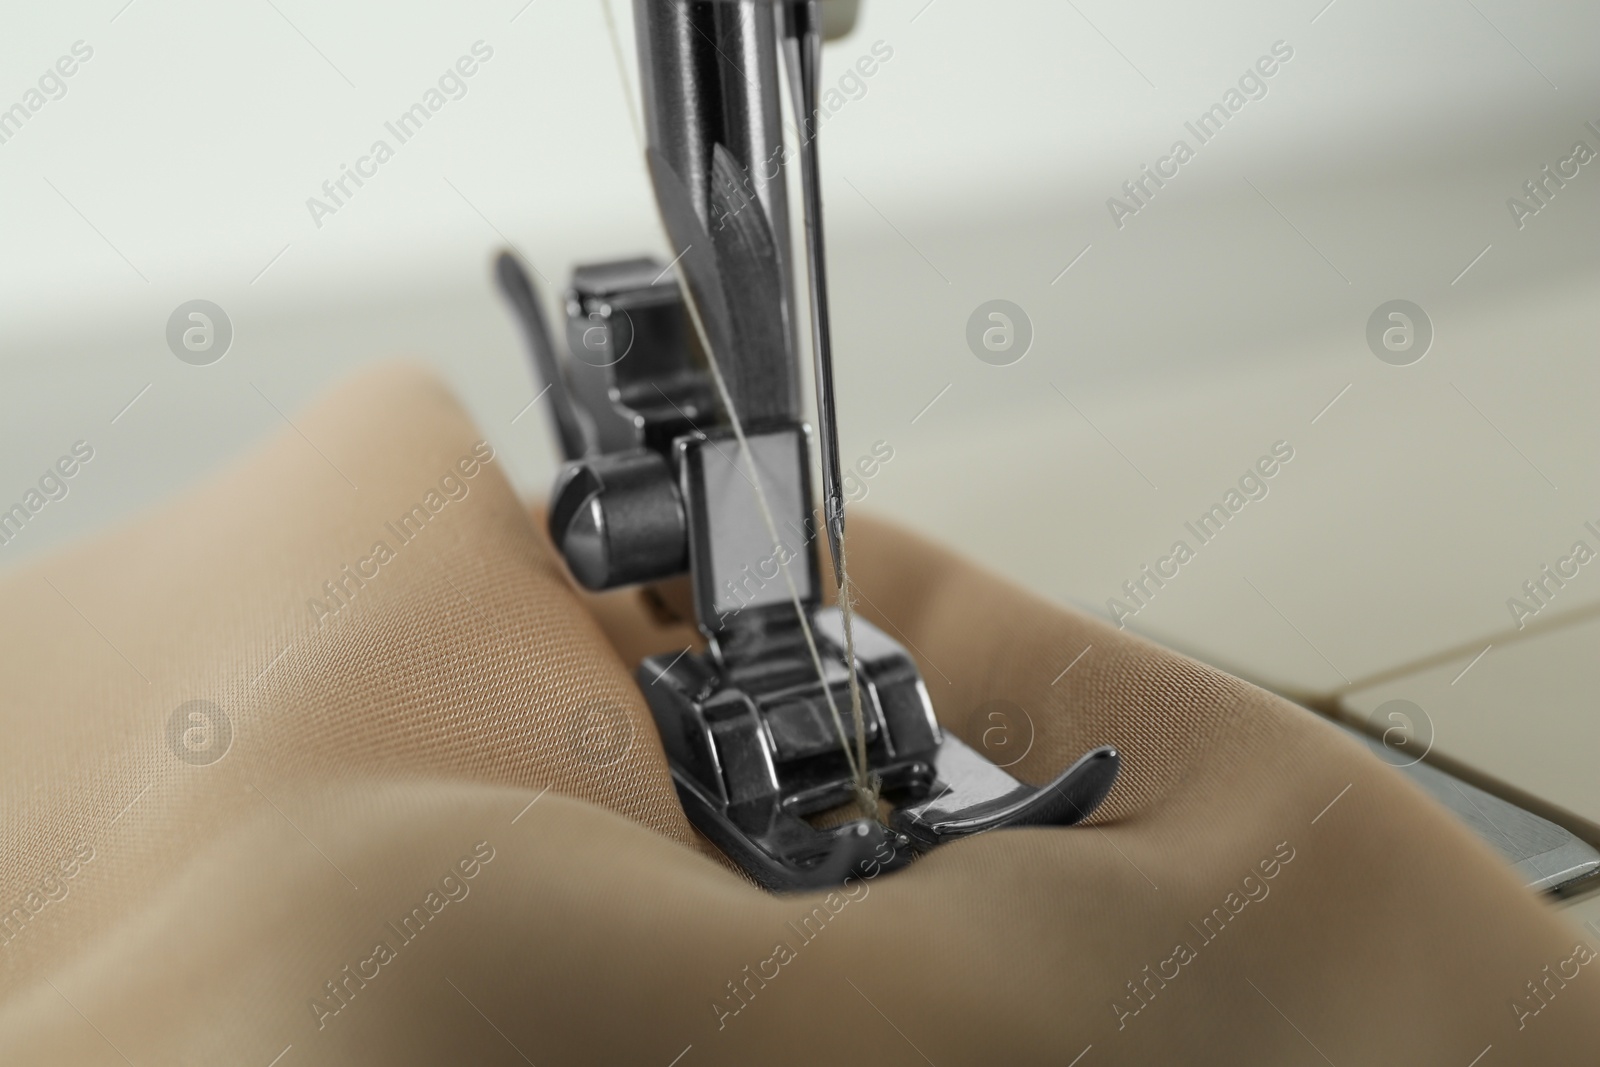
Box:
[641,607,1120,891]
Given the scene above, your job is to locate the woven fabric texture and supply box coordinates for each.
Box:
[0,364,1593,1065]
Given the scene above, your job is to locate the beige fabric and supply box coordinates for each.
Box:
[1,364,1595,1065]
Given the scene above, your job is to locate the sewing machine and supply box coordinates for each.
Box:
[492,0,1600,897]
[3,0,1597,907]
[495,0,1122,890]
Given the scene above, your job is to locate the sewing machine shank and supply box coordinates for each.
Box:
[494,0,1121,892]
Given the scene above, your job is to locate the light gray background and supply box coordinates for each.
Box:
[3,1,1598,846]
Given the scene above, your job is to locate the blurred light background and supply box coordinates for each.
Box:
[3,0,1599,838]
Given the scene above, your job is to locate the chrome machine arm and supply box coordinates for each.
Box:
[496,0,1120,891]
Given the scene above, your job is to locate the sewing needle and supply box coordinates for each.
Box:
[780,0,846,587]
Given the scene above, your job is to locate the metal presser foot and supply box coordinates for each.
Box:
[494,0,1120,891]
